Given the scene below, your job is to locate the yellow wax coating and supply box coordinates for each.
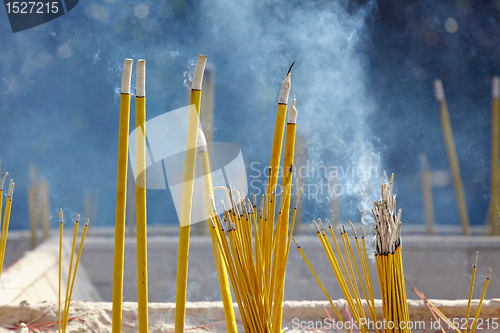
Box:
[293,239,348,332]
[434,80,471,236]
[266,74,291,198]
[58,210,63,333]
[63,216,79,332]
[464,252,478,333]
[63,220,89,333]
[469,268,492,333]
[112,58,133,333]
[491,78,500,235]
[198,148,238,332]
[0,181,14,277]
[135,59,149,333]
[175,53,205,331]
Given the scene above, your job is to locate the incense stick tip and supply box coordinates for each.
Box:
[493,76,500,98]
[348,220,358,238]
[121,58,133,94]
[192,55,208,90]
[288,99,298,124]
[0,172,8,190]
[312,220,320,233]
[85,219,89,226]
[474,251,479,266]
[487,267,492,279]
[433,78,445,102]
[76,214,80,222]
[136,59,146,97]
[292,237,300,248]
[279,72,292,104]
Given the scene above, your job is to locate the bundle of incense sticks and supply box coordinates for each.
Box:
[295,174,494,333]
[199,65,300,333]
[58,210,89,333]
[373,174,410,333]
[0,173,14,279]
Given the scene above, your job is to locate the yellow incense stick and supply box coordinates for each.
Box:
[491,77,500,235]
[469,268,492,333]
[292,238,347,331]
[434,79,471,236]
[63,214,79,328]
[135,59,149,333]
[197,130,238,332]
[40,179,50,240]
[0,173,7,271]
[62,219,89,333]
[58,209,63,333]
[175,54,207,333]
[419,154,435,235]
[0,180,14,277]
[112,58,133,333]
[28,184,37,249]
[266,63,292,198]
[464,251,478,333]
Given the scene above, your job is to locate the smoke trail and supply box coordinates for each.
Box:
[197,0,384,224]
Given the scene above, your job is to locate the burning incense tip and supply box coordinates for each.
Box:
[474,251,479,267]
[433,79,445,102]
[312,220,320,233]
[317,218,325,231]
[59,209,63,222]
[487,267,492,279]
[0,172,8,190]
[288,99,298,124]
[136,59,146,98]
[279,72,292,104]
[76,214,80,223]
[9,182,15,198]
[326,218,332,229]
[121,59,133,94]
[348,221,358,239]
[192,55,208,90]
[85,219,89,226]
[493,76,500,98]
[292,237,300,248]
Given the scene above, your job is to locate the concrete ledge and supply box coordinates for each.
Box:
[0,300,499,332]
[0,239,101,303]
[77,235,500,302]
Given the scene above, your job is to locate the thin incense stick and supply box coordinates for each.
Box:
[39,179,50,240]
[491,76,500,235]
[266,65,292,198]
[419,154,435,235]
[175,54,207,333]
[0,173,8,273]
[112,58,133,333]
[464,251,478,333]
[0,180,14,278]
[433,79,471,236]
[197,130,238,332]
[135,59,149,333]
[62,219,89,333]
[63,214,79,329]
[271,99,297,331]
[469,268,492,333]
[58,209,63,333]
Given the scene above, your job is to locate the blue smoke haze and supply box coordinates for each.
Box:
[0,0,496,230]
